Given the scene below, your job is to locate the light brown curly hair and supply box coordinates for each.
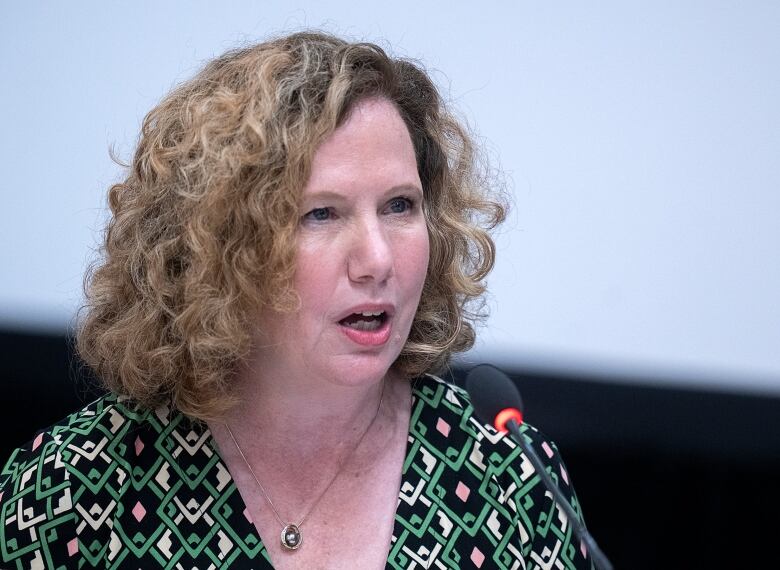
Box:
[77,31,506,420]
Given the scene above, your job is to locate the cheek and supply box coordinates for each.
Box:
[292,248,338,313]
[401,229,430,292]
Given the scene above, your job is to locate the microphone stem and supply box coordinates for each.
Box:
[506,419,613,570]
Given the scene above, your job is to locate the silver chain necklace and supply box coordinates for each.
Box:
[224,379,386,551]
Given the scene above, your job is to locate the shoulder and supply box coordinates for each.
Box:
[0,394,199,567]
[1,393,131,488]
[0,395,117,565]
[408,373,593,568]
[1,394,168,490]
[410,372,553,463]
[411,372,582,507]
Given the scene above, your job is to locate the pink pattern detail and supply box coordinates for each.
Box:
[470,546,485,567]
[560,465,569,484]
[32,433,44,451]
[67,538,79,556]
[135,436,144,456]
[132,501,146,522]
[243,507,253,523]
[581,538,588,558]
[455,481,471,502]
[542,441,554,458]
[436,417,450,437]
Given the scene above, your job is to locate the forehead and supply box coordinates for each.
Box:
[303,98,420,197]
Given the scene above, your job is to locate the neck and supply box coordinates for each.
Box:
[207,364,413,533]
[218,363,406,466]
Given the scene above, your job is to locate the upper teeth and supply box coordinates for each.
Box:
[360,311,383,317]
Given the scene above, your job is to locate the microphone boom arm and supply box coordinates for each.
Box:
[506,419,613,570]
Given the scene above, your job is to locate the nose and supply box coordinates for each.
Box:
[347,217,393,285]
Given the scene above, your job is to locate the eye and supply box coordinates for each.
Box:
[387,197,413,214]
[303,207,332,222]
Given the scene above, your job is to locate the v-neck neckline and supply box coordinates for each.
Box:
[204,377,427,569]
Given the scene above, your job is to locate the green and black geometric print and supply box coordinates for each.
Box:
[1,375,592,569]
[389,376,591,569]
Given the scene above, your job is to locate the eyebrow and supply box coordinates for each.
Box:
[303,184,424,202]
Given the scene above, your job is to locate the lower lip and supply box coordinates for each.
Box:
[340,318,392,346]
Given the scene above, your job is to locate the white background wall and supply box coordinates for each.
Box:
[2,1,778,394]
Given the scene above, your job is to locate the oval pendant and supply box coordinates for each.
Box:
[281,523,302,550]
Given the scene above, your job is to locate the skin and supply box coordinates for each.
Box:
[209,97,430,568]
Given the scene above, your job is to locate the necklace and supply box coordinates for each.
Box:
[224,379,386,551]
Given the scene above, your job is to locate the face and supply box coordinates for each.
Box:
[252,97,430,388]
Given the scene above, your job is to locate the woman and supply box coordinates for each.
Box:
[0,32,593,569]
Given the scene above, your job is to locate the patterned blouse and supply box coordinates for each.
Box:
[0,374,593,569]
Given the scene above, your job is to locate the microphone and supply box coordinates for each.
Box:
[466,364,613,570]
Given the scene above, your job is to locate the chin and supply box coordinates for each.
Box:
[325,354,397,387]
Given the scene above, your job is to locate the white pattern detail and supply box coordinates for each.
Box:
[216,530,233,559]
[435,510,454,538]
[107,530,122,561]
[75,500,116,531]
[470,441,487,470]
[420,446,436,474]
[108,408,124,433]
[486,508,503,538]
[155,463,171,490]
[157,529,173,558]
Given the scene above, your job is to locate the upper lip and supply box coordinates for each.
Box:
[336,303,395,322]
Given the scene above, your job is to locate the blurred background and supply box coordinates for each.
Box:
[2,2,778,567]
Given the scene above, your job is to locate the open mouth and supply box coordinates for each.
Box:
[338,311,388,332]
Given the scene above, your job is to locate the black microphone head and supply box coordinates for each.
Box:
[465,364,524,428]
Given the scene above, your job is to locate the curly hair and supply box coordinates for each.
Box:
[77,31,506,420]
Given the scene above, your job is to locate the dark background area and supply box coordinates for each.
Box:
[2,328,779,569]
